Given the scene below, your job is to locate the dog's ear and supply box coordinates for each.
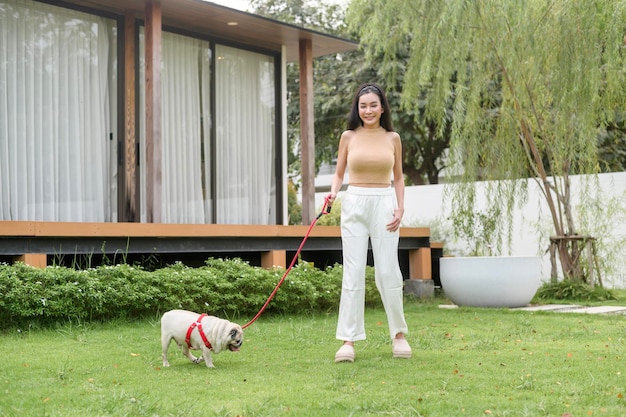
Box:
[229,328,239,340]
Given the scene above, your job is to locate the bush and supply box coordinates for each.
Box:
[0,259,384,330]
[535,279,617,302]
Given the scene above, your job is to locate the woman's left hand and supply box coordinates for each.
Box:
[386,208,404,232]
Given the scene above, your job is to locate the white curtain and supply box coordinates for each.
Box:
[139,34,275,224]
[0,0,117,221]
[215,45,275,224]
[139,31,211,223]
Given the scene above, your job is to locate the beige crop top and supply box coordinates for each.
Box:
[347,127,395,185]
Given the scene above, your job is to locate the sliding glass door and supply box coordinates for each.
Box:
[139,32,277,224]
[0,0,118,221]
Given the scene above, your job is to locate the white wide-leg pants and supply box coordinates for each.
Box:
[336,186,409,342]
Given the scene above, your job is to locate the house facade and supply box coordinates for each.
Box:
[0,0,437,290]
[0,0,357,226]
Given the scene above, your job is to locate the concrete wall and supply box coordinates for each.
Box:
[316,172,626,288]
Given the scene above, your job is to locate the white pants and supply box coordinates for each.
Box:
[336,186,409,342]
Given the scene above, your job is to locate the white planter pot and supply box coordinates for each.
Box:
[439,256,542,308]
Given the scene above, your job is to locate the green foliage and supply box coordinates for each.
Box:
[251,0,354,178]
[287,180,302,225]
[315,198,342,226]
[597,111,626,172]
[350,0,626,180]
[252,0,451,185]
[3,304,626,416]
[0,259,385,330]
[349,0,626,278]
[535,280,617,302]
[450,205,502,256]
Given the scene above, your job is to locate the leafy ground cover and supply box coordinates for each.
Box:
[1,298,625,417]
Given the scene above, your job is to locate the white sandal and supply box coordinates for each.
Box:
[334,344,355,363]
[392,338,412,359]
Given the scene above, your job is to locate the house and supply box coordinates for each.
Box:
[0,0,437,290]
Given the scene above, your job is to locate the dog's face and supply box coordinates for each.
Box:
[192,314,244,354]
[227,325,244,351]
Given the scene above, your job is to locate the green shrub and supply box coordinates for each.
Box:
[0,259,385,330]
[535,279,617,302]
[272,261,343,313]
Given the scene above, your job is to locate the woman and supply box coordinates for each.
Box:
[327,83,412,363]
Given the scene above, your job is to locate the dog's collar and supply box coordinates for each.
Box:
[185,313,213,351]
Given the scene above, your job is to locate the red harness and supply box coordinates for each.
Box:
[185,313,213,351]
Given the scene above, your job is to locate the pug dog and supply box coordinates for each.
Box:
[161,309,243,368]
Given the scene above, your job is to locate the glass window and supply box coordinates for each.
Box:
[139,32,277,224]
[139,30,212,223]
[214,45,276,224]
[0,0,118,221]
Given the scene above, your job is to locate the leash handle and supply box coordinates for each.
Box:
[317,194,333,219]
[243,194,333,329]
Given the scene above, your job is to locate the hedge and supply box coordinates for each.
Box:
[0,258,383,330]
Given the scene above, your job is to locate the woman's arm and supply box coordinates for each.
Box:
[388,132,405,231]
[328,130,351,204]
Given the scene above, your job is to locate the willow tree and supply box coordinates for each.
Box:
[348,0,626,281]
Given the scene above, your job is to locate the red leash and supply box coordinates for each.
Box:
[241,196,332,329]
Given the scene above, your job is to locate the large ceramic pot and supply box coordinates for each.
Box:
[439,256,542,308]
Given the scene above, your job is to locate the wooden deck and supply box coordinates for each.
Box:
[0,221,438,280]
[0,221,429,238]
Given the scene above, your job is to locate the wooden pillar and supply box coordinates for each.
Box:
[119,12,139,222]
[299,38,315,225]
[586,239,594,288]
[261,250,287,269]
[144,0,162,223]
[16,254,47,269]
[409,247,432,280]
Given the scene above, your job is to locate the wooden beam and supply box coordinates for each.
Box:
[16,254,47,269]
[120,12,139,222]
[299,38,315,225]
[2,221,432,273]
[144,0,162,223]
[0,221,429,239]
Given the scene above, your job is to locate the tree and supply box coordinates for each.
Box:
[597,112,626,172]
[372,38,453,185]
[251,0,452,187]
[349,0,626,281]
[250,0,352,179]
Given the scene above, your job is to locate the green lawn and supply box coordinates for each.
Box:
[1,299,625,416]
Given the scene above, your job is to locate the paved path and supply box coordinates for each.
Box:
[514,304,626,314]
[440,304,626,315]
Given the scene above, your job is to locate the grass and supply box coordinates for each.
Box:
[1,297,625,417]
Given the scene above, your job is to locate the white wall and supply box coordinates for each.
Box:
[316,172,626,288]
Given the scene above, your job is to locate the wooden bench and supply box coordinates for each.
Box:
[0,221,438,280]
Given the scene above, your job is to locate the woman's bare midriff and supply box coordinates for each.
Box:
[349,183,391,188]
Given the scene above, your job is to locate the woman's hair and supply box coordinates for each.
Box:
[347,83,394,131]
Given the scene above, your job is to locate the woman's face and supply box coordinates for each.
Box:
[358,92,383,128]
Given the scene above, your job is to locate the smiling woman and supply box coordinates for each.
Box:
[326,83,411,363]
